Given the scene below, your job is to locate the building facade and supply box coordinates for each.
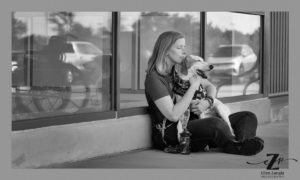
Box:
[11,11,289,168]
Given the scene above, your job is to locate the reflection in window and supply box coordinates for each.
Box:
[76,43,102,55]
[120,12,201,109]
[206,12,261,98]
[11,12,112,121]
[213,46,243,57]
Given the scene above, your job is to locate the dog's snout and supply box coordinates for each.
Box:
[209,65,214,70]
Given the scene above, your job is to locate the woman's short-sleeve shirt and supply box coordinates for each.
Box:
[145,71,173,125]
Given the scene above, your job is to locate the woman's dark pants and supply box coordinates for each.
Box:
[153,111,258,152]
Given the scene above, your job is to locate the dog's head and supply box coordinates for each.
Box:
[180,55,214,79]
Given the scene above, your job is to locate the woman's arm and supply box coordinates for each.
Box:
[201,78,216,98]
[190,78,216,114]
[154,76,201,122]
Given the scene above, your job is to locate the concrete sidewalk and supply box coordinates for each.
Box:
[48,120,289,169]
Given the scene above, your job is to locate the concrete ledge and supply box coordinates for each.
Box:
[270,105,289,122]
[12,98,280,168]
[12,116,152,168]
[226,98,271,124]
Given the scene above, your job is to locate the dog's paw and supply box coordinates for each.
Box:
[230,128,235,137]
[177,122,183,141]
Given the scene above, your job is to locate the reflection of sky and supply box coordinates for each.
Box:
[120,12,259,34]
[121,12,142,31]
[121,12,200,31]
[207,12,260,34]
[72,12,109,30]
[14,12,109,36]
[14,12,260,36]
[167,12,200,21]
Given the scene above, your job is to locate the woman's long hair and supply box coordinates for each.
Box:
[145,31,184,76]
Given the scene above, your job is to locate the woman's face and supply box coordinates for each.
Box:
[166,38,187,65]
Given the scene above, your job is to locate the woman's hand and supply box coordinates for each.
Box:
[190,99,210,115]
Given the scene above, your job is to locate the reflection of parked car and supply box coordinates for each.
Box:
[12,51,27,86]
[12,51,25,72]
[12,37,92,114]
[207,44,257,77]
[62,41,103,71]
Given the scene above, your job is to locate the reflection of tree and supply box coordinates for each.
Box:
[132,12,201,56]
[70,23,93,38]
[12,12,27,50]
[248,28,260,55]
[48,12,74,36]
[12,13,48,51]
[22,34,48,50]
[206,22,261,58]
[48,12,111,54]
[205,22,230,58]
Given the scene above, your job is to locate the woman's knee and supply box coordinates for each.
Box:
[231,111,258,124]
[243,111,258,124]
[208,117,227,129]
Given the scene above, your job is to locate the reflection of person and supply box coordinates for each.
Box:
[144,31,264,155]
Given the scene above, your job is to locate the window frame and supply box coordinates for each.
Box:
[12,11,267,131]
[120,11,266,117]
[12,12,119,131]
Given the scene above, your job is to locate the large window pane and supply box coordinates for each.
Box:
[120,12,201,109]
[12,12,112,121]
[206,12,261,98]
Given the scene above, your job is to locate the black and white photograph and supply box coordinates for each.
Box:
[1,0,300,179]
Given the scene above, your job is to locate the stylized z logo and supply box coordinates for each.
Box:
[267,154,279,170]
[247,154,298,169]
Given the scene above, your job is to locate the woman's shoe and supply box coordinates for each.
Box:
[223,137,264,156]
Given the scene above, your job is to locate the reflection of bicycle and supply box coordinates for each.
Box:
[30,66,90,113]
[13,35,91,117]
[12,93,34,120]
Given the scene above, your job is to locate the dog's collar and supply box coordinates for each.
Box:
[174,70,190,87]
[175,77,190,87]
[173,82,206,100]
[173,69,207,100]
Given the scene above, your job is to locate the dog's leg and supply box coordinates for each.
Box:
[175,95,184,141]
[177,120,183,142]
[213,99,235,136]
[177,108,191,142]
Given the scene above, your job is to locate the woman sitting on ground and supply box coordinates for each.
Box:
[144,31,264,155]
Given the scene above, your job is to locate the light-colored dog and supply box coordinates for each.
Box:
[174,55,235,148]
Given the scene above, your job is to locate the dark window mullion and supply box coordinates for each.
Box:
[260,14,264,95]
[201,12,206,59]
[112,12,120,116]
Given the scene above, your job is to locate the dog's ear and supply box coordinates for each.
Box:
[181,56,189,70]
[185,56,194,69]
